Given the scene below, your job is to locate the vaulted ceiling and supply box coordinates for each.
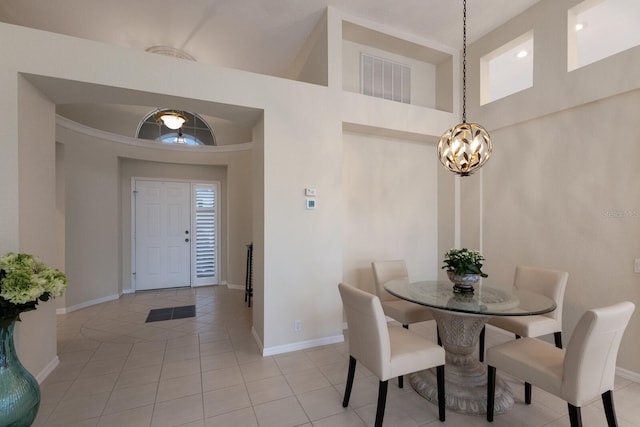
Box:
[0,0,541,142]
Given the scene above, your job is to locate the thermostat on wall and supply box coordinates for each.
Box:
[306,198,316,209]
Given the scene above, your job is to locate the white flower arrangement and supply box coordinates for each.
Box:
[0,252,67,326]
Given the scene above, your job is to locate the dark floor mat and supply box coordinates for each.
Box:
[145,305,196,322]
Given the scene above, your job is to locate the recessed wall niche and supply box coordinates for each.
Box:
[341,21,453,113]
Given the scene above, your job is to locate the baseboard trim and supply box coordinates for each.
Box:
[36,356,59,384]
[56,293,120,314]
[616,367,640,383]
[262,334,344,357]
[227,283,244,291]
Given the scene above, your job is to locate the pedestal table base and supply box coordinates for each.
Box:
[411,311,514,416]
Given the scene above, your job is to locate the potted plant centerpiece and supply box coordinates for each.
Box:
[0,252,68,426]
[441,248,488,293]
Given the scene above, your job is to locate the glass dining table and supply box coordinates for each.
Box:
[384,279,557,416]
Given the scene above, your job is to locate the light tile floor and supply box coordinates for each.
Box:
[33,286,640,426]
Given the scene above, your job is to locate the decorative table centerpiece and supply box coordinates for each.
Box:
[441,248,488,293]
[0,252,68,427]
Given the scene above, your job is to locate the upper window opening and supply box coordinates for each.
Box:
[480,31,534,105]
[568,0,640,71]
[136,109,217,146]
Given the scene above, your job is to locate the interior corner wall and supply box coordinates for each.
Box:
[481,90,640,373]
[60,128,121,308]
[251,117,265,346]
[464,0,640,375]
[13,75,59,377]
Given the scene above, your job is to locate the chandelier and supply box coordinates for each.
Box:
[154,110,188,130]
[437,0,492,176]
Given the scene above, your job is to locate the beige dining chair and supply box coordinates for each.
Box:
[371,260,440,341]
[338,282,446,426]
[486,301,635,426]
[479,265,569,362]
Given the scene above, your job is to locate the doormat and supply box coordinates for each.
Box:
[145,305,196,323]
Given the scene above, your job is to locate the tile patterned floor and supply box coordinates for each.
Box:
[33,286,640,426]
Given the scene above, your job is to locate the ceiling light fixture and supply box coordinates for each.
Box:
[516,50,528,58]
[437,0,492,176]
[154,110,188,130]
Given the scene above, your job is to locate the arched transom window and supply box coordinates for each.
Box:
[136,109,217,146]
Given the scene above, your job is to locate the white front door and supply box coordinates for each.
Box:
[134,180,191,291]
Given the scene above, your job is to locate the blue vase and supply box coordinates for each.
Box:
[0,321,40,427]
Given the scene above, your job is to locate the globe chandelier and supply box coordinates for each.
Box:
[437,0,492,176]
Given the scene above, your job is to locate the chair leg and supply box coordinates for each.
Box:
[399,324,408,389]
[515,334,521,339]
[568,403,583,427]
[525,382,532,404]
[436,365,445,421]
[602,390,618,427]
[479,326,485,362]
[374,380,389,427]
[487,365,496,422]
[554,331,563,349]
[437,325,442,346]
[342,356,357,407]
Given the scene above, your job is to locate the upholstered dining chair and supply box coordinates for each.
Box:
[371,260,439,341]
[338,282,446,426]
[479,265,569,362]
[486,301,635,426]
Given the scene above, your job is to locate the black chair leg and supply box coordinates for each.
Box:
[398,375,403,388]
[487,365,496,422]
[479,326,486,362]
[374,380,389,427]
[436,325,442,346]
[437,365,445,421]
[515,334,521,339]
[602,390,618,427]
[554,331,563,349]
[525,382,532,404]
[568,403,583,427]
[343,356,357,407]
[402,324,408,329]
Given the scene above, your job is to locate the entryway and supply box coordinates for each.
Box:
[133,179,219,291]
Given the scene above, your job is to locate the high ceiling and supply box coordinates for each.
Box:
[0,0,541,77]
[0,0,542,142]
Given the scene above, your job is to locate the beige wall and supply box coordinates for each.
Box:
[3,0,639,379]
[56,122,253,309]
[342,40,437,108]
[13,76,59,377]
[342,130,440,292]
[463,0,640,374]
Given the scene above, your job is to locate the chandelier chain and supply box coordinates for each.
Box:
[462,0,467,123]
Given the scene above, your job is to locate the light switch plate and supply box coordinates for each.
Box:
[305,188,317,196]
